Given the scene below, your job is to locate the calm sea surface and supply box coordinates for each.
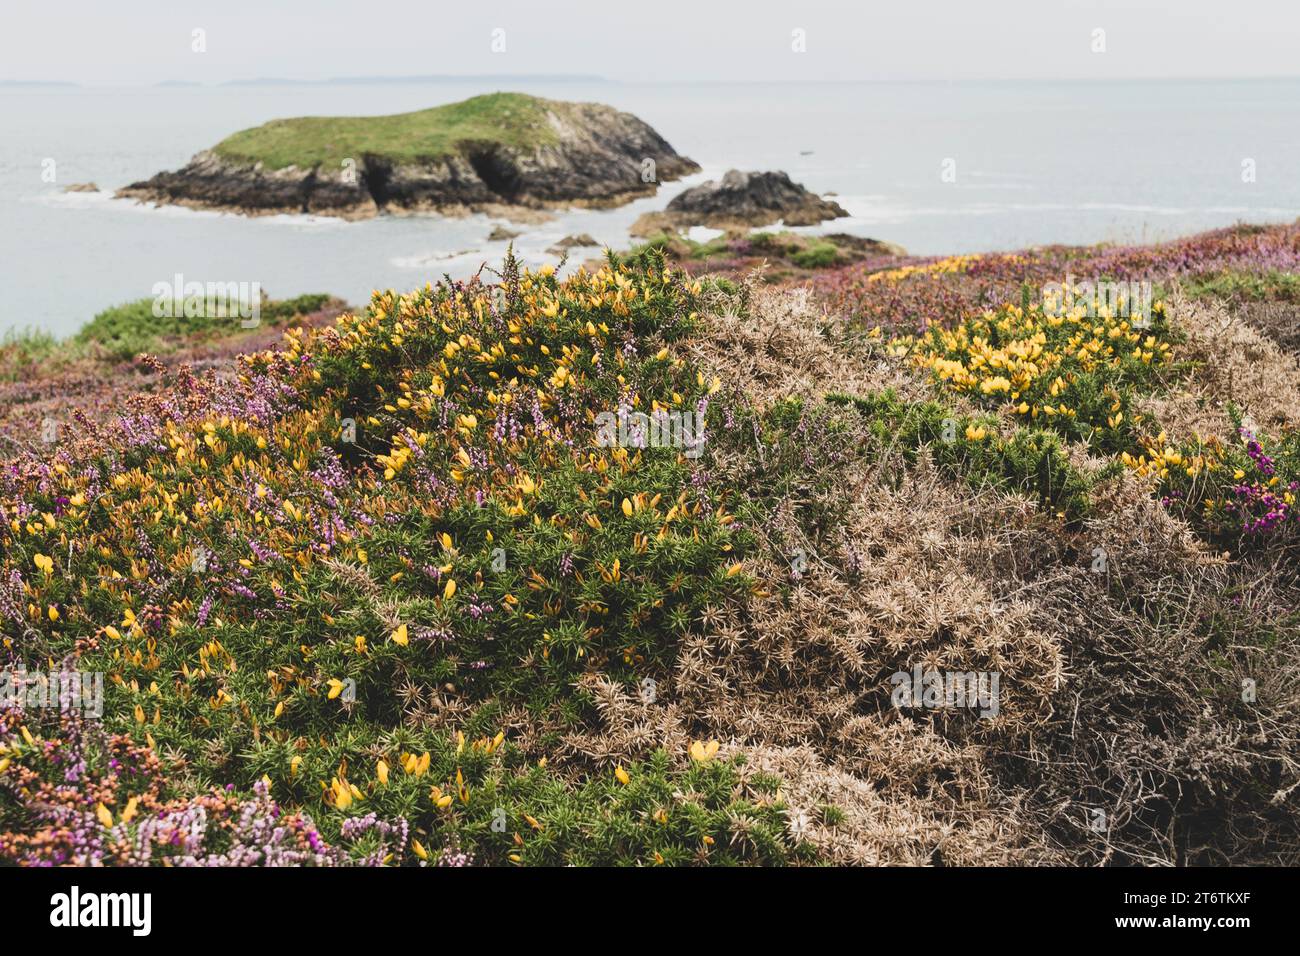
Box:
[2,78,1298,336]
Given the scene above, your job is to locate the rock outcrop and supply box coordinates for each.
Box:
[546,233,601,255]
[631,169,847,236]
[117,95,699,220]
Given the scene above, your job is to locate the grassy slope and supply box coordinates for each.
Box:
[2,226,1299,866]
[1,293,336,380]
[74,292,335,360]
[212,92,561,169]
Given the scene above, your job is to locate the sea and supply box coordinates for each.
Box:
[2,77,1298,337]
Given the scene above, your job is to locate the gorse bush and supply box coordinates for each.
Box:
[826,389,1096,521]
[879,286,1300,552]
[1125,411,1300,551]
[4,226,1300,867]
[0,251,794,866]
[892,297,1178,456]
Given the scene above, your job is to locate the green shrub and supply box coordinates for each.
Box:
[828,389,1096,520]
[791,241,840,269]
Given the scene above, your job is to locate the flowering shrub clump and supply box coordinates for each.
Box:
[892,297,1176,456]
[0,250,803,866]
[814,254,997,333]
[4,223,1299,867]
[1125,417,1300,549]
[0,706,371,866]
[815,222,1300,334]
[825,390,1093,521]
[809,223,1300,554]
[873,281,1300,552]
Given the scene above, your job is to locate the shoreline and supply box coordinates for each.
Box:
[110,189,667,225]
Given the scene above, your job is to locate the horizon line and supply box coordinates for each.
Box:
[6,73,1300,89]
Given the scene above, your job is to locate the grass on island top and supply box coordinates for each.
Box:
[212,92,563,170]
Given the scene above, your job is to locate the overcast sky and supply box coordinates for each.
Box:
[2,0,1297,85]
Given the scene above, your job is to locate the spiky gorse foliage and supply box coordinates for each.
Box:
[676,259,1300,865]
[4,225,1300,868]
[243,256,750,703]
[823,391,1094,521]
[893,297,1177,455]
[0,251,800,866]
[850,248,1299,550]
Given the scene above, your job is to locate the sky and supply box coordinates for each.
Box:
[2,0,1297,85]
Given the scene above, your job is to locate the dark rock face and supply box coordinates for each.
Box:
[116,101,699,220]
[546,234,601,255]
[665,170,848,227]
[116,151,369,217]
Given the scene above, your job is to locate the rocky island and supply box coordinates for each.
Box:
[117,92,699,220]
[631,169,848,236]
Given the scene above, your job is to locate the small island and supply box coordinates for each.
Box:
[631,169,848,236]
[117,92,699,219]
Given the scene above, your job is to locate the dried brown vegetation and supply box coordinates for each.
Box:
[535,271,1300,865]
[1141,289,1300,443]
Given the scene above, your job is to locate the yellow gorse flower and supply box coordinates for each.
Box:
[689,740,720,763]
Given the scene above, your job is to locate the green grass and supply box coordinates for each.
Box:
[0,327,60,377]
[790,240,841,269]
[628,231,848,270]
[1184,269,1300,303]
[1,293,334,378]
[628,233,727,260]
[75,293,333,360]
[213,92,563,170]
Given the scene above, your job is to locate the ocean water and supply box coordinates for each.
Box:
[2,77,1298,337]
